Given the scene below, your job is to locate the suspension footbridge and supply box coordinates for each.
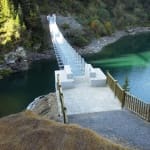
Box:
[47,14,121,115]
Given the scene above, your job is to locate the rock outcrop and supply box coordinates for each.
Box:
[4,47,28,71]
[27,93,60,121]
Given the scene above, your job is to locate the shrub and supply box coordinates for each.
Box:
[104,21,113,35]
[61,23,70,30]
[66,30,89,47]
[71,1,85,13]
[98,8,110,21]
[72,34,89,47]
[124,13,138,26]
[90,19,107,37]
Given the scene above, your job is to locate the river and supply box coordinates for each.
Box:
[0,32,149,117]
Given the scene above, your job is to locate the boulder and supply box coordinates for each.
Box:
[27,93,61,121]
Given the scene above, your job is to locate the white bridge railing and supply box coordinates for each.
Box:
[47,14,86,77]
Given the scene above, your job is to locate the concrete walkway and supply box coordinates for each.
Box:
[69,110,150,150]
[63,77,121,115]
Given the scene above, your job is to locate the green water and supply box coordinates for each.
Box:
[0,60,58,117]
[91,51,150,68]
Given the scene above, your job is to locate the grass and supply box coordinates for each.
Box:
[0,111,129,150]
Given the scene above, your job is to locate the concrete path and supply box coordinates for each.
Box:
[68,110,150,150]
[63,78,121,115]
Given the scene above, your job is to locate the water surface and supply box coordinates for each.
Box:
[0,60,58,117]
[88,32,150,103]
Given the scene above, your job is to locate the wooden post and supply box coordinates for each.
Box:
[57,74,59,82]
[137,99,140,115]
[64,107,68,124]
[106,70,109,84]
[57,74,60,90]
[114,80,117,96]
[121,89,125,108]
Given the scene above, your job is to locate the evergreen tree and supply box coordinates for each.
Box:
[0,0,44,51]
[123,76,130,92]
[0,0,22,45]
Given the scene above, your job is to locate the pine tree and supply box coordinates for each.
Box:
[0,0,22,45]
[123,76,130,92]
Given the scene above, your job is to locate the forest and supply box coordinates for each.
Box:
[0,0,149,54]
[0,0,44,54]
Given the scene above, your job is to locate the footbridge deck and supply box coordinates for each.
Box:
[62,77,121,115]
[47,14,121,116]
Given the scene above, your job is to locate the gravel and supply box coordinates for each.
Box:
[69,109,150,150]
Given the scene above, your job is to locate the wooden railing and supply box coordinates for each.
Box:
[125,93,150,121]
[106,72,125,107]
[57,74,68,124]
[106,71,150,122]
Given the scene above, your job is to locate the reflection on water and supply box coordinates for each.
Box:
[91,51,150,68]
[0,60,58,117]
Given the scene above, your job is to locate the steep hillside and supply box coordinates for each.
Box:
[38,0,150,37]
[0,0,149,54]
[0,111,129,150]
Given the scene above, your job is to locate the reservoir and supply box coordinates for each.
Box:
[0,32,150,117]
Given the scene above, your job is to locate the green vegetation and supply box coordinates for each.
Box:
[123,76,130,92]
[61,23,70,30]
[38,0,150,37]
[0,0,149,56]
[0,0,45,54]
[0,111,129,150]
[66,30,90,47]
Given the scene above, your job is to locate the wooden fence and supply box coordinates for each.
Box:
[125,93,150,121]
[57,74,68,124]
[106,72,125,107]
[106,71,150,122]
